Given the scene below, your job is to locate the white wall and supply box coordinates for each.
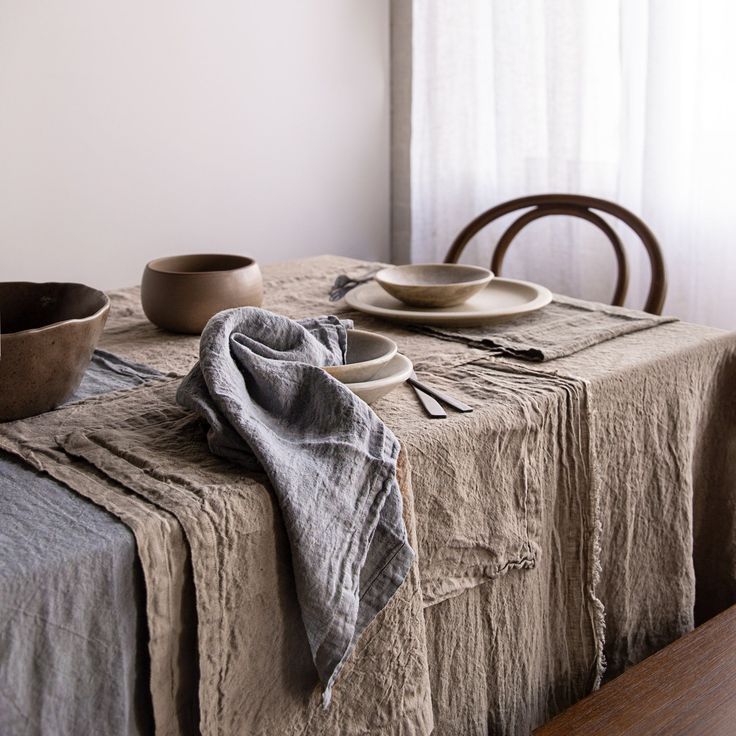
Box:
[0,0,389,289]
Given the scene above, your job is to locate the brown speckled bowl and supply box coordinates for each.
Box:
[141,254,263,334]
[0,282,110,422]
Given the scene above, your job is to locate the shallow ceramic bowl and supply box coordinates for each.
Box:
[0,282,110,422]
[324,329,397,383]
[375,264,493,308]
[344,353,413,405]
[141,254,263,334]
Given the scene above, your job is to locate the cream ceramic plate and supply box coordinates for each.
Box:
[344,353,413,405]
[345,278,552,326]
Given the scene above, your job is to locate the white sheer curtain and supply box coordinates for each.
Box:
[396,1,736,328]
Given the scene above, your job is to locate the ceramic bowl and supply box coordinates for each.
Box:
[0,282,110,422]
[344,353,413,405]
[324,329,397,383]
[375,263,493,308]
[141,254,263,334]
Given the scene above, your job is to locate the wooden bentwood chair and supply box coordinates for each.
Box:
[444,194,667,315]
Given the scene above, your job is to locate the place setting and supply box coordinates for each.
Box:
[342,263,552,326]
[330,260,677,362]
[325,261,550,416]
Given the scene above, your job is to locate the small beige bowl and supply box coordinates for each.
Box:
[375,263,493,308]
[345,353,413,405]
[141,254,263,334]
[0,282,110,422]
[323,329,397,383]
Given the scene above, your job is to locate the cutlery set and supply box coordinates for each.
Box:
[408,372,472,418]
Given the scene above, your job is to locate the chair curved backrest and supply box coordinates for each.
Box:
[444,194,666,314]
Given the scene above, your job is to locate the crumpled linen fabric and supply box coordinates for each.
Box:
[85,260,736,735]
[1,255,734,736]
[415,294,677,361]
[0,379,434,736]
[176,308,415,703]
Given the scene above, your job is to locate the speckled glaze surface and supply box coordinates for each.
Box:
[344,353,413,404]
[0,282,109,421]
[323,329,397,383]
[375,263,493,308]
[141,254,263,334]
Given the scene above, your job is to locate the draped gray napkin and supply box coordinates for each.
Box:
[415,294,677,361]
[176,308,414,705]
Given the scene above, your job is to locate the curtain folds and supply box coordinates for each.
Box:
[392,0,736,328]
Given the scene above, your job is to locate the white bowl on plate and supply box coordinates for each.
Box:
[324,329,397,383]
[344,353,413,405]
[375,263,493,308]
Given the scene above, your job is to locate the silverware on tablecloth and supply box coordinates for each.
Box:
[408,372,473,413]
[409,371,473,417]
[329,268,382,302]
[411,382,447,419]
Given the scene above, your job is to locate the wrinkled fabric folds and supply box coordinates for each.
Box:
[1,255,734,736]
[415,294,677,361]
[176,308,415,702]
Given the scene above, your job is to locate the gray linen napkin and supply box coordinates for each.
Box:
[176,308,414,705]
[415,294,677,361]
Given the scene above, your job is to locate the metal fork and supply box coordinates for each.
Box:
[328,268,382,302]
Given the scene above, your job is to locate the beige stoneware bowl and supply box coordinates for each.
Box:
[141,254,263,334]
[323,329,397,384]
[344,353,413,405]
[375,263,493,308]
[0,282,110,422]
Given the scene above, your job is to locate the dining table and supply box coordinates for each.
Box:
[1,254,735,736]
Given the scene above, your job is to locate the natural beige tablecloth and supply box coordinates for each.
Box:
[2,256,735,736]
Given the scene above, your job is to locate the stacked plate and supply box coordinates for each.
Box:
[345,264,552,327]
[324,329,411,405]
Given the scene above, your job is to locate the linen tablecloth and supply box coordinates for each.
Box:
[1,255,734,736]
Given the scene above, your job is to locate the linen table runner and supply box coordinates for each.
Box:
[414,294,677,361]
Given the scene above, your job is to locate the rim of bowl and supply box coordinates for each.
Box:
[146,253,257,275]
[345,353,413,390]
[0,282,110,338]
[375,263,493,289]
[324,329,397,375]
